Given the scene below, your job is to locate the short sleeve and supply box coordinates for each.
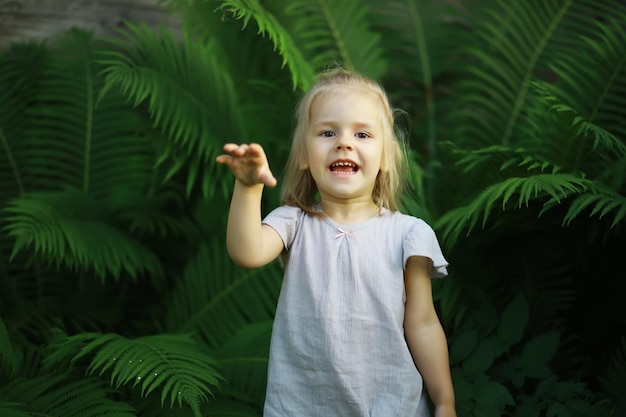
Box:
[403,218,449,278]
[262,205,302,251]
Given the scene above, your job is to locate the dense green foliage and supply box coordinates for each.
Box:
[0,0,624,415]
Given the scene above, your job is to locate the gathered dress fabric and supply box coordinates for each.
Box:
[261,205,448,417]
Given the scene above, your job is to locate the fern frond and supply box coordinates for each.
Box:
[3,190,163,281]
[2,297,64,357]
[109,186,192,238]
[214,322,272,407]
[363,0,458,159]
[159,0,299,142]
[547,11,626,133]
[45,331,221,416]
[99,22,245,151]
[441,143,570,210]
[0,318,20,375]
[284,0,386,80]
[0,397,30,417]
[215,0,316,90]
[455,145,565,175]
[450,0,613,148]
[0,374,135,417]
[164,242,281,350]
[0,43,48,201]
[13,29,157,198]
[453,1,566,147]
[531,81,626,158]
[366,0,455,86]
[526,12,626,173]
[98,22,253,197]
[436,173,591,244]
[560,185,626,228]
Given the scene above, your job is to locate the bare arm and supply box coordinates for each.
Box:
[216,143,284,268]
[404,256,456,417]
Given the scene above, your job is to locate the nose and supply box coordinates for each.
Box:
[335,132,354,151]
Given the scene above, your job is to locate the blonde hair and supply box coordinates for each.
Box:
[280,68,409,213]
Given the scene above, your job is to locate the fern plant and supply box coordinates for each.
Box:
[432,1,626,415]
[0,3,291,415]
[1,0,624,416]
[438,0,626,232]
[0,23,250,417]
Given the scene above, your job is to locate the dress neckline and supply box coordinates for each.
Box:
[314,205,390,231]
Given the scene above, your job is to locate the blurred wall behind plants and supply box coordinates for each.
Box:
[0,0,625,416]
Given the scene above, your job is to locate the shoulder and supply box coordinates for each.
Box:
[382,210,435,236]
[263,205,303,230]
[388,211,448,277]
[265,205,303,219]
[262,205,310,250]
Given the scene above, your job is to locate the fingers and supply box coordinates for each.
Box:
[217,143,263,160]
[216,142,277,187]
[215,154,233,165]
[216,143,250,166]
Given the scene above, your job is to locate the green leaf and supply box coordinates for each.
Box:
[0,318,20,375]
[436,173,591,245]
[0,398,30,417]
[450,368,473,402]
[0,375,136,417]
[536,375,558,397]
[450,330,478,364]
[461,336,497,376]
[3,191,163,282]
[164,242,281,350]
[489,361,525,389]
[214,322,272,406]
[520,331,560,368]
[215,0,315,90]
[473,381,515,408]
[285,0,387,80]
[45,332,221,416]
[497,294,529,345]
[98,22,250,199]
[514,398,542,417]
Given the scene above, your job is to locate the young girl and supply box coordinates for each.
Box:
[216,69,456,417]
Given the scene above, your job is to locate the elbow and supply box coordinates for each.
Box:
[230,255,260,269]
[226,244,266,269]
[227,248,254,269]
[404,311,439,329]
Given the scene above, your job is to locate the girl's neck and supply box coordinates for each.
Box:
[319,199,380,226]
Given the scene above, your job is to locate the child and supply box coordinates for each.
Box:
[216,69,456,417]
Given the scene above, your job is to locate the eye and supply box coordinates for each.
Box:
[321,131,335,138]
[356,132,370,139]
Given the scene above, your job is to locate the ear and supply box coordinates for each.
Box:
[299,157,308,170]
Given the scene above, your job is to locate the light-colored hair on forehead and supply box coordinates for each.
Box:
[280,68,408,213]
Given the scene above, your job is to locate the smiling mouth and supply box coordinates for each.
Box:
[329,160,359,174]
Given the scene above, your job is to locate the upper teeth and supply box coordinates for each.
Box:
[333,161,355,167]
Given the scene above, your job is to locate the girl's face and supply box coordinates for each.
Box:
[302,89,385,205]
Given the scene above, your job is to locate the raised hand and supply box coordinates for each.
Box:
[216,143,277,187]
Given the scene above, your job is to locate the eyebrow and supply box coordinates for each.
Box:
[313,120,377,129]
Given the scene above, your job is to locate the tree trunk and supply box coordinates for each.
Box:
[0,0,180,50]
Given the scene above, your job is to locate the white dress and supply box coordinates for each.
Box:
[262,205,448,417]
